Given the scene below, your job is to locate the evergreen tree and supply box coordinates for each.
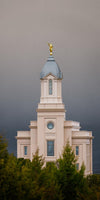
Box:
[56,142,87,200]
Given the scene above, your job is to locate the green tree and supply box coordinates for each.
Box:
[28,150,63,200]
[41,162,63,200]
[26,149,44,200]
[56,142,88,200]
[0,134,9,200]
[0,135,8,169]
[87,174,100,200]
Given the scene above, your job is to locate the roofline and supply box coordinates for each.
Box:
[40,72,63,80]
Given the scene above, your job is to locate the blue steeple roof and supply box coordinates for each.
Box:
[40,56,63,79]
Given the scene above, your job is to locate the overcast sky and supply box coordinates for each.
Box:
[0,0,100,173]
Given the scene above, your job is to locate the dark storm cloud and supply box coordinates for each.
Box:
[0,0,100,173]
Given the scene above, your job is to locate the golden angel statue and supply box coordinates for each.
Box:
[48,43,53,55]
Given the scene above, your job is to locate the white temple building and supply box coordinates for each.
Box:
[16,44,93,175]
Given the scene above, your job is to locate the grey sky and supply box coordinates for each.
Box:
[0,0,100,173]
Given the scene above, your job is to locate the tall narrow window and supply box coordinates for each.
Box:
[76,146,79,155]
[24,146,27,155]
[76,163,79,170]
[47,140,54,156]
[49,79,52,95]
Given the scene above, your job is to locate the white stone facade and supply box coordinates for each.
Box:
[16,54,93,175]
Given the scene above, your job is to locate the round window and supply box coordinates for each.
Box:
[47,122,54,130]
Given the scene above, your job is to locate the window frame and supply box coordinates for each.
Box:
[49,79,52,95]
[47,122,54,130]
[76,163,79,170]
[24,146,28,156]
[76,146,79,156]
[47,140,54,156]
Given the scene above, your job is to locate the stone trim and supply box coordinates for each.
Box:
[72,136,94,139]
[29,125,37,129]
[15,136,30,139]
[64,125,81,129]
[37,108,66,112]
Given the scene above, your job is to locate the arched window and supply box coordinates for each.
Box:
[49,79,52,95]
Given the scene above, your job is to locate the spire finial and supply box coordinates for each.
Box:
[48,43,53,55]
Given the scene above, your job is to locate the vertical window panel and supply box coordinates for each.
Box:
[76,146,79,155]
[76,163,79,170]
[47,141,54,156]
[49,79,52,95]
[24,146,27,155]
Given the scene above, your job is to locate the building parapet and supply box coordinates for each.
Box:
[29,121,37,129]
[16,131,30,138]
[64,121,80,130]
[72,131,93,139]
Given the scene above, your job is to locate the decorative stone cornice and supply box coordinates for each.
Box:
[29,125,37,129]
[15,136,30,139]
[37,108,66,112]
[72,136,94,139]
[64,125,81,129]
